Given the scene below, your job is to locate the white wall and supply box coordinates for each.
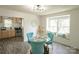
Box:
[40,8,79,49]
[0,8,39,41]
[38,15,46,31]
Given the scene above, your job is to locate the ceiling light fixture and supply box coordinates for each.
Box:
[33,5,46,13]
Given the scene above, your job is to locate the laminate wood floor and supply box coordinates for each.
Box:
[0,37,79,54]
[49,42,79,54]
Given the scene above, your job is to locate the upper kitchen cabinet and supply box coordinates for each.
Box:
[0,16,23,28]
[12,17,22,27]
[12,17,17,23]
[0,16,4,28]
[0,16,3,23]
[12,17,22,23]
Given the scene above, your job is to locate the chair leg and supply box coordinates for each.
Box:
[44,45,49,54]
[30,50,32,54]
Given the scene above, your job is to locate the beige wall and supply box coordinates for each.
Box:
[40,8,79,49]
[0,8,39,41]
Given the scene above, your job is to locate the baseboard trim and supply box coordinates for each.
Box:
[54,41,79,51]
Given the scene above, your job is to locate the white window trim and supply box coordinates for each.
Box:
[46,15,70,34]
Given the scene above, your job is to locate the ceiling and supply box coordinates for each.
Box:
[0,5,79,15]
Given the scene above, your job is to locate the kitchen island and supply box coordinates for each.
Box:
[0,29,16,39]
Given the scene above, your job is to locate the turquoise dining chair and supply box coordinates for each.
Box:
[26,32,33,43]
[46,32,54,45]
[30,41,45,54]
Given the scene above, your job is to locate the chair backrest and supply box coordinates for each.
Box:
[26,32,33,42]
[47,32,54,42]
[30,41,45,54]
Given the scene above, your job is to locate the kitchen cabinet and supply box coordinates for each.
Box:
[0,29,15,39]
[1,30,9,39]
[0,16,23,39]
[9,29,15,38]
[12,17,17,23]
[12,17,22,27]
[12,17,22,24]
[0,16,3,23]
[0,31,2,39]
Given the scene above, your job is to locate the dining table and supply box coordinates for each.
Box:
[31,34,50,54]
[33,32,49,42]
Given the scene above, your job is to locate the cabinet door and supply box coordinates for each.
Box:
[0,16,3,23]
[9,30,15,37]
[12,17,22,23]
[16,18,22,24]
[0,31,2,39]
[17,18,22,27]
[12,17,17,23]
[2,30,9,39]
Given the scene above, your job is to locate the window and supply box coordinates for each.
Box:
[4,19,12,27]
[46,15,70,34]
